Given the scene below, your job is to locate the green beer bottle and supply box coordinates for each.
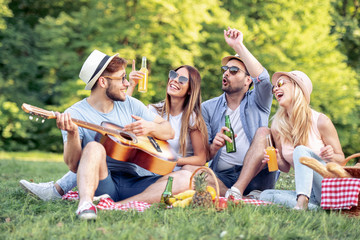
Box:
[224,115,236,153]
[160,176,174,205]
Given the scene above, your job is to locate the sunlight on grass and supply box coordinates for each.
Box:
[0,151,63,162]
[1,157,360,239]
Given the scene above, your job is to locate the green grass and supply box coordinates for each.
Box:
[1,154,360,239]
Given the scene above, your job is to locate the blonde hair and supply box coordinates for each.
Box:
[151,65,209,158]
[272,78,312,146]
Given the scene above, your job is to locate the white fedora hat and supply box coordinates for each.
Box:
[79,49,119,90]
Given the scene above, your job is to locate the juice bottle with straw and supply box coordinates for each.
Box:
[266,134,278,172]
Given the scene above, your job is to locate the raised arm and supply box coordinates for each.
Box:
[224,27,263,77]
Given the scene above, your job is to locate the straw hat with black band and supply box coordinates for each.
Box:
[79,49,119,90]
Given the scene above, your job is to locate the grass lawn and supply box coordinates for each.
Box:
[1,152,360,239]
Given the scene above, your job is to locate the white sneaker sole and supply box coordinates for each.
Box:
[78,212,97,220]
[19,180,45,201]
[93,194,111,201]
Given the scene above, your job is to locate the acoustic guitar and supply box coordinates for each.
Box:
[22,103,178,175]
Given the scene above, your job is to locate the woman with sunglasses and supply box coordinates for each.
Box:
[148,65,209,171]
[259,71,345,210]
[111,65,209,204]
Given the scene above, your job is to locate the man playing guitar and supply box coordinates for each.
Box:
[22,50,192,220]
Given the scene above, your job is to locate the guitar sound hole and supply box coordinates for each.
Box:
[119,132,134,141]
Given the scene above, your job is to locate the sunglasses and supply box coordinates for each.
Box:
[103,73,127,84]
[272,79,291,93]
[221,66,248,76]
[275,79,291,88]
[168,70,189,84]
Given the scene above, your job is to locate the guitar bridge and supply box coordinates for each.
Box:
[148,136,162,152]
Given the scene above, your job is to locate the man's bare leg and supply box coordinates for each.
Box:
[77,142,108,207]
[116,170,192,204]
[232,127,270,195]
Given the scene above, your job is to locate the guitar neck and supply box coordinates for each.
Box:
[21,103,120,137]
[71,118,120,136]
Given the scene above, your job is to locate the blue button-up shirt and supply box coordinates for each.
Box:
[201,68,273,171]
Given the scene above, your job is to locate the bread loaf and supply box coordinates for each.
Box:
[299,157,337,178]
[326,162,353,178]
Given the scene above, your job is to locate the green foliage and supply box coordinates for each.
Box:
[1,158,360,239]
[0,0,360,155]
[0,0,12,31]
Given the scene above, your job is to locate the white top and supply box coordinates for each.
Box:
[217,105,250,171]
[281,109,325,163]
[149,103,195,171]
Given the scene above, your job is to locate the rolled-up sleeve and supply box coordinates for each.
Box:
[251,68,273,113]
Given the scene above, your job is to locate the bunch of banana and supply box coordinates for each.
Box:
[171,190,195,208]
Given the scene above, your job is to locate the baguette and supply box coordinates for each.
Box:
[326,162,353,178]
[299,157,337,178]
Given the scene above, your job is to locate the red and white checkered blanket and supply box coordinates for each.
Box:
[63,191,272,211]
[321,178,360,210]
[62,191,151,212]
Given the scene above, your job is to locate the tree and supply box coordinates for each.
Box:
[221,0,359,155]
[1,0,359,156]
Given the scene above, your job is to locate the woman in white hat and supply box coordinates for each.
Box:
[259,70,345,210]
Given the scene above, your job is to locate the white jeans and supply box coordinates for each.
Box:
[259,145,323,210]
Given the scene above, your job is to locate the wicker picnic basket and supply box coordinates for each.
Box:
[189,166,221,209]
[340,153,360,217]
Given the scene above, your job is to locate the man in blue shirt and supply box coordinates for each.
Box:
[202,27,276,199]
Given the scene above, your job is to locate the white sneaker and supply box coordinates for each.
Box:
[225,186,242,200]
[76,202,97,220]
[245,190,262,200]
[93,194,111,202]
[19,180,62,201]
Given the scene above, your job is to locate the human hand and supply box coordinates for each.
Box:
[263,149,270,164]
[319,145,334,162]
[224,27,244,50]
[128,59,145,88]
[262,148,279,164]
[210,126,237,152]
[123,115,153,136]
[55,112,78,134]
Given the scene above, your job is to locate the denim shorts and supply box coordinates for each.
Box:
[213,165,278,195]
[95,170,161,202]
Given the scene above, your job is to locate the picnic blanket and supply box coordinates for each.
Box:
[63,191,272,211]
[63,191,151,212]
[321,178,360,210]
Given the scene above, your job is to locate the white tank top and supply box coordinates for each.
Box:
[281,109,325,163]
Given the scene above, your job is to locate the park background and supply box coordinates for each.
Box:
[0,0,359,157]
[1,1,360,239]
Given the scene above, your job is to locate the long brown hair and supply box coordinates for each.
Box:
[152,65,209,157]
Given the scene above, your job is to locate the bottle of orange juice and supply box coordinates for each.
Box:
[266,134,278,172]
[138,56,148,93]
